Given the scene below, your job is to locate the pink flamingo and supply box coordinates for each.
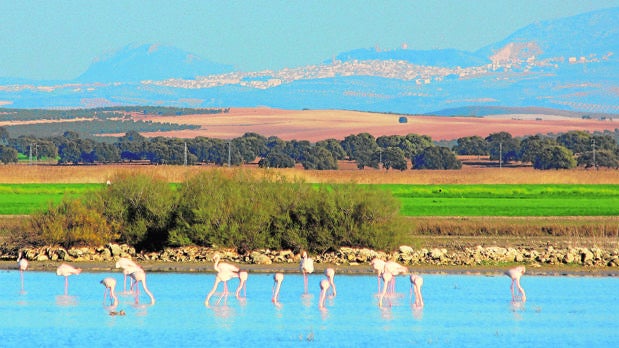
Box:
[17,251,28,292]
[378,271,393,308]
[300,251,314,294]
[115,257,140,293]
[324,267,336,297]
[318,279,330,309]
[272,272,284,304]
[409,274,424,308]
[56,263,82,295]
[384,260,408,293]
[505,266,526,303]
[205,254,240,306]
[128,268,155,305]
[235,270,249,298]
[370,258,386,292]
[100,277,119,307]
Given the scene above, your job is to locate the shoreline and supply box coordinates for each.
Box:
[2,260,618,277]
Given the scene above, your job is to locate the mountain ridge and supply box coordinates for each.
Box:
[0,7,617,115]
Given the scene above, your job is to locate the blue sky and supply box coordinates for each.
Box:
[1,0,618,80]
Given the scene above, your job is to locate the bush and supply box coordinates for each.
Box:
[29,198,116,248]
[20,170,409,253]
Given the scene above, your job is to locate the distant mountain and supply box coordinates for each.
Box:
[0,8,618,115]
[476,7,619,60]
[76,44,233,83]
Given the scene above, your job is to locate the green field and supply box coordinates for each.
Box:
[0,183,618,217]
[373,184,619,216]
[0,184,103,215]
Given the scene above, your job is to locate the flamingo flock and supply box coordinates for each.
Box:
[14,251,527,314]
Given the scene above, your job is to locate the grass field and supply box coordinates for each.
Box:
[376,184,619,216]
[0,183,103,215]
[2,182,619,217]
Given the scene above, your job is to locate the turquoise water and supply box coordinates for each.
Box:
[1,270,618,347]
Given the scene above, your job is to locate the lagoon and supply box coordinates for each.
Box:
[1,270,618,347]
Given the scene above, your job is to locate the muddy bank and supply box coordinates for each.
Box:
[2,243,619,276]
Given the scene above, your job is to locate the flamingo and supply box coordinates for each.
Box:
[409,274,424,308]
[100,277,119,307]
[205,254,240,306]
[17,251,28,293]
[370,258,386,291]
[272,272,284,304]
[115,257,140,293]
[505,266,526,303]
[378,271,393,308]
[299,251,314,294]
[324,267,336,297]
[235,270,249,298]
[318,279,330,309]
[56,263,82,295]
[384,260,408,293]
[128,268,155,305]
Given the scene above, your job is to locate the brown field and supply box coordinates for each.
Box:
[127,107,618,141]
[0,163,618,184]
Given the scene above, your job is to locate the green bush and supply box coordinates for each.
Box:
[21,170,408,253]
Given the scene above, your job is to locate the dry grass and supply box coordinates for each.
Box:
[1,163,618,184]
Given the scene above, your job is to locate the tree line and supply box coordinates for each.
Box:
[1,126,618,170]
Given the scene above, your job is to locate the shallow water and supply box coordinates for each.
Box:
[1,270,618,347]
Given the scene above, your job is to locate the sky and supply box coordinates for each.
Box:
[1,0,619,80]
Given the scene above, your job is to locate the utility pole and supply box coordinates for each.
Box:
[184,142,187,166]
[499,142,502,169]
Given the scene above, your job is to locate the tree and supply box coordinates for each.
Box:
[340,133,379,169]
[315,139,346,160]
[577,150,619,169]
[258,149,295,168]
[0,145,18,164]
[519,135,557,164]
[301,146,338,170]
[533,145,576,170]
[556,130,591,155]
[453,136,488,157]
[412,146,462,169]
[376,147,407,170]
[485,132,520,164]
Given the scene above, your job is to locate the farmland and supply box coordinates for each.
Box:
[1,164,618,251]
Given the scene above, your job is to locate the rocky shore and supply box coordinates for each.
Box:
[2,243,619,275]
